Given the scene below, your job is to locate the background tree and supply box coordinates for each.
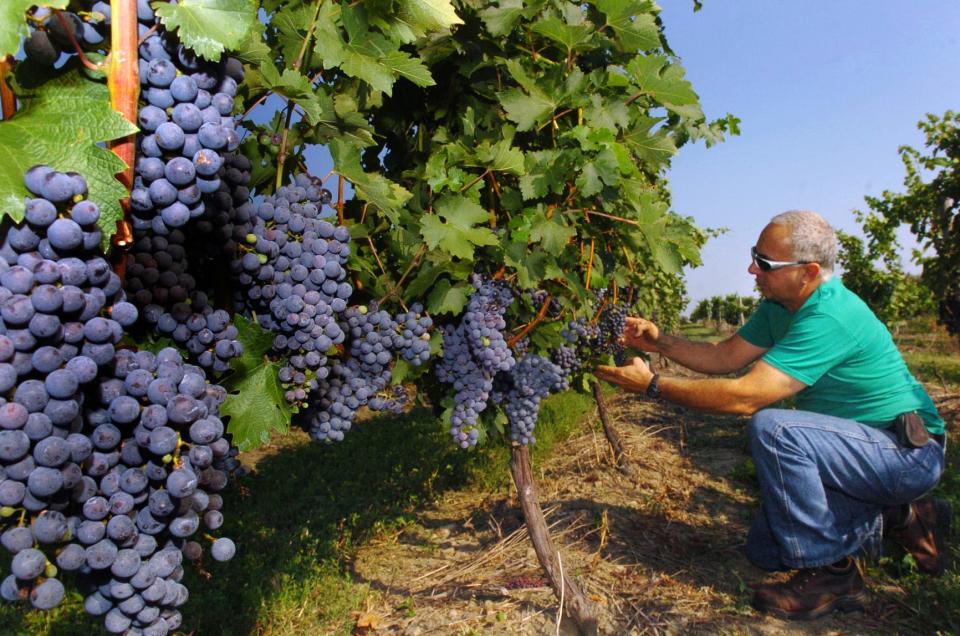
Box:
[856,111,960,334]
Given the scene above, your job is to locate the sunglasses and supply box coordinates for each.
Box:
[751,246,812,272]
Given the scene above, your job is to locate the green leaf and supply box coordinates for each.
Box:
[258,63,323,124]
[154,0,257,61]
[503,242,549,288]
[221,362,291,451]
[479,0,524,37]
[530,16,593,52]
[595,0,660,51]
[220,315,291,451]
[0,1,67,58]
[337,11,434,94]
[576,161,603,197]
[377,50,435,88]
[470,139,524,175]
[420,195,499,260]
[583,93,629,133]
[399,0,463,33]
[622,123,677,170]
[0,65,136,233]
[427,278,472,315]
[498,88,556,132]
[623,55,699,109]
[529,212,575,253]
[330,138,411,224]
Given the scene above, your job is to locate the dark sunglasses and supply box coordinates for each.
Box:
[751,246,812,272]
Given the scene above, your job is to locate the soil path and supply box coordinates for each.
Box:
[351,381,951,635]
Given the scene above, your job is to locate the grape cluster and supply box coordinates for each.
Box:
[0,168,237,633]
[130,13,243,234]
[435,276,516,448]
[594,290,627,363]
[495,354,567,445]
[118,2,248,375]
[301,303,432,441]
[22,3,111,68]
[231,177,348,403]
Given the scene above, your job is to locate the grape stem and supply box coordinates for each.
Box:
[0,56,15,120]
[54,10,101,71]
[377,244,426,305]
[336,174,345,225]
[580,208,640,226]
[507,293,553,348]
[585,239,595,289]
[459,168,491,193]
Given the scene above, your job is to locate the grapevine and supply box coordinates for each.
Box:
[0,1,731,633]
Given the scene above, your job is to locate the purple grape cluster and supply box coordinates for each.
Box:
[301,303,432,442]
[22,3,111,68]
[495,354,567,445]
[118,2,248,375]
[231,176,348,404]
[1,347,238,633]
[0,168,237,632]
[435,277,516,448]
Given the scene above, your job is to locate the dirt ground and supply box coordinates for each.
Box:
[349,378,958,635]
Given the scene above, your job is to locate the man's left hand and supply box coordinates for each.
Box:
[595,357,655,393]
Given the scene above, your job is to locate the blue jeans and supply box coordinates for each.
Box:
[746,408,945,570]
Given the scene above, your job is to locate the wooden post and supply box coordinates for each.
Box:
[510,444,599,636]
[591,380,632,475]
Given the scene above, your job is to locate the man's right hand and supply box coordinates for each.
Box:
[621,316,661,352]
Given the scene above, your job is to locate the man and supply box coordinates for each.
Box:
[596,210,949,620]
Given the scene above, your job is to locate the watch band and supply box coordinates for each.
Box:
[646,373,661,399]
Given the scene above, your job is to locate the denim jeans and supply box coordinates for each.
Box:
[745,408,946,570]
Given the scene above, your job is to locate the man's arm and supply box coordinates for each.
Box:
[595,357,806,415]
[655,333,768,375]
[622,317,767,375]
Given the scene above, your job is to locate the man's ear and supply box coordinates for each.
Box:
[803,262,822,282]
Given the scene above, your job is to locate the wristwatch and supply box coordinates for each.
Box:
[646,373,661,399]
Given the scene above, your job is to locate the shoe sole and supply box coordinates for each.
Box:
[753,590,868,621]
[925,498,952,577]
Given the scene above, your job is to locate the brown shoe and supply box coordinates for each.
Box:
[752,557,867,620]
[885,497,952,576]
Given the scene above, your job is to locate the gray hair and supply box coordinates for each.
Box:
[769,210,837,278]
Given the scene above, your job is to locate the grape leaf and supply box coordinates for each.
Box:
[419,195,499,261]
[595,0,660,51]
[623,55,699,109]
[0,65,136,231]
[0,1,67,58]
[400,0,463,33]
[258,62,323,124]
[530,15,593,52]
[330,138,411,224]
[221,361,291,451]
[469,139,525,175]
[622,124,677,170]
[220,316,291,451]
[498,88,556,132]
[479,0,524,37]
[427,278,472,315]
[154,0,257,61]
[529,212,575,253]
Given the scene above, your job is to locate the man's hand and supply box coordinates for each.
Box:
[621,316,661,352]
[595,356,655,393]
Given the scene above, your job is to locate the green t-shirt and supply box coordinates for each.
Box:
[738,277,944,434]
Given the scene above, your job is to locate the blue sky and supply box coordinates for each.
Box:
[656,1,960,306]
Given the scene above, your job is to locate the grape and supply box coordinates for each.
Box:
[210,537,235,561]
[23,30,59,66]
[11,548,47,580]
[30,577,65,609]
[31,510,69,543]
